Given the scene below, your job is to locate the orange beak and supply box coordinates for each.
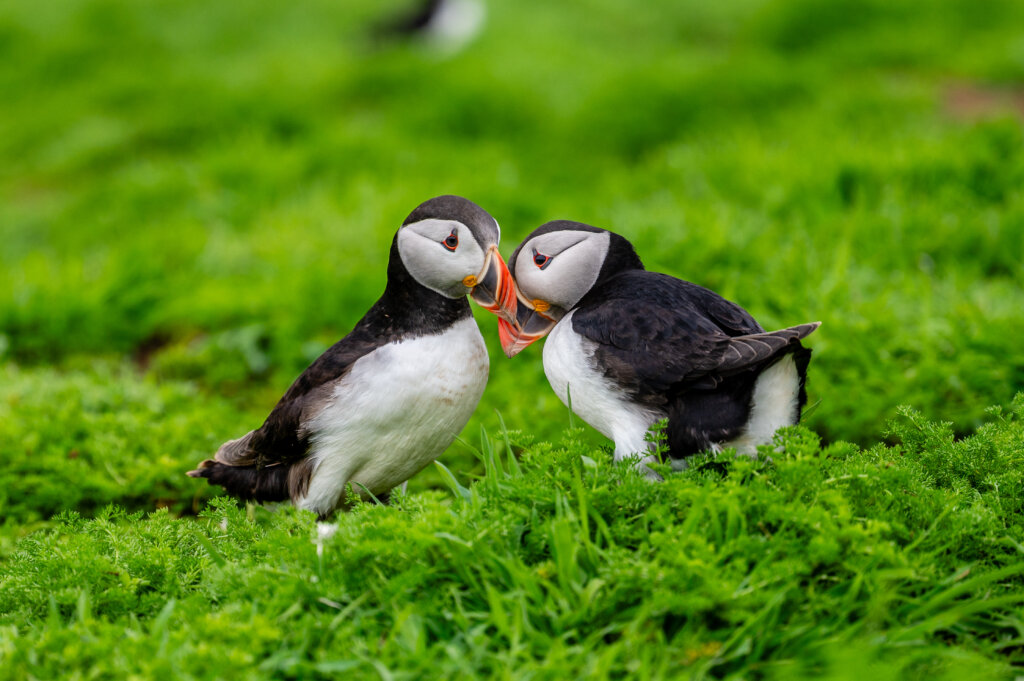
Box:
[497,289,561,358]
[468,246,518,325]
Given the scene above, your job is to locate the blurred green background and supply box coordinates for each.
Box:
[2,0,1024,524]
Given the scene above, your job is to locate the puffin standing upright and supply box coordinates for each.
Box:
[499,221,819,478]
[188,196,517,517]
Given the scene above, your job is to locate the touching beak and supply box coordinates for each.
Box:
[498,287,561,358]
[468,246,518,324]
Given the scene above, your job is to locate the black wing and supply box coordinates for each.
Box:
[214,326,387,470]
[572,271,818,406]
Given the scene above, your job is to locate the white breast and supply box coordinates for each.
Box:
[297,316,488,515]
[542,311,664,465]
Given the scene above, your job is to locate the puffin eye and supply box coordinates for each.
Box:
[443,230,459,251]
[533,250,551,269]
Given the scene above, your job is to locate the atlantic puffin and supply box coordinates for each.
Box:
[499,221,819,478]
[188,195,517,517]
[376,0,485,53]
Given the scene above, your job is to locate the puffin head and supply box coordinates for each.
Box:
[396,195,517,322]
[501,220,643,357]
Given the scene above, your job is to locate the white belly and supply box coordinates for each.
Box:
[542,311,663,464]
[298,316,488,515]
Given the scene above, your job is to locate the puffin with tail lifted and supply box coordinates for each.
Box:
[188,195,517,518]
[500,221,819,479]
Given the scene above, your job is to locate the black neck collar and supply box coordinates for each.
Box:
[354,235,471,340]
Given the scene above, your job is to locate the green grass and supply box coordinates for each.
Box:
[3,406,1024,679]
[2,0,1024,677]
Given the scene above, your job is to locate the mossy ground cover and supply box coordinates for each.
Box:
[2,0,1023,678]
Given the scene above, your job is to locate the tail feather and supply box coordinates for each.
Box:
[717,321,820,376]
[186,459,291,503]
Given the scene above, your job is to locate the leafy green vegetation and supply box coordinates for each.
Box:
[3,406,1024,679]
[2,0,1023,677]
[0,363,241,525]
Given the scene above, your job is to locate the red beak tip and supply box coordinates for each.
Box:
[497,319,520,358]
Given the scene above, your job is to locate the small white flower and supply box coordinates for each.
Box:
[317,522,338,542]
[315,522,338,558]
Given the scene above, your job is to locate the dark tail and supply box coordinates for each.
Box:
[716,322,820,377]
[187,460,292,503]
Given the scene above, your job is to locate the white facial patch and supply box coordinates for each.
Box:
[398,218,488,298]
[514,230,610,310]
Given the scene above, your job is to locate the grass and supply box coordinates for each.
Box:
[2,406,1024,679]
[2,0,1024,678]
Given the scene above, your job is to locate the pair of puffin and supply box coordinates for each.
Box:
[189,196,818,515]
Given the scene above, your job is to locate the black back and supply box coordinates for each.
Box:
[572,271,765,401]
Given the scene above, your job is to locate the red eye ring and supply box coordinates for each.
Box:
[443,230,458,251]
[533,251,550,269]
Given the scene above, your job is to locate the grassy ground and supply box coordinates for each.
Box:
[2,0,1024,678]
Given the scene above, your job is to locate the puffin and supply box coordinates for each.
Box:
[188,195,517,518]
[375,0,486,53]
[499,221,819,479]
